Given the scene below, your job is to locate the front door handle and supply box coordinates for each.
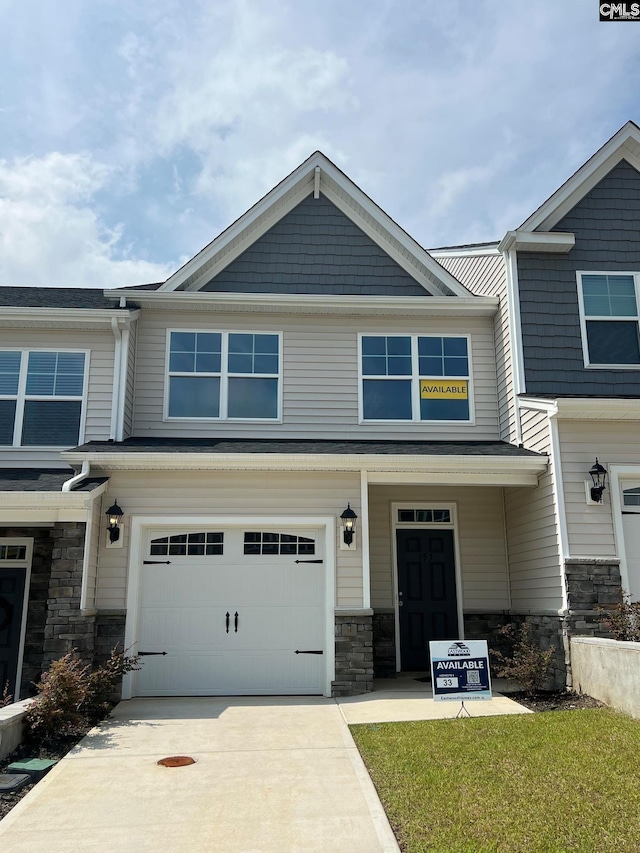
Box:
[234,611,239,632]
[226,611,230,633]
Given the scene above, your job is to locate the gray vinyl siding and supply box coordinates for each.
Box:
[518,159,640,395]
[132,309,500,440]
[201,194,429,296]
[122,321,137,439]
[504,408,563,611]
[94,469,362,609]
[0,328,115,467]
[557,419,640,557]
[368,484,510,612]
[438,254,515,441]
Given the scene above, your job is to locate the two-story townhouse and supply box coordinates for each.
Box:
[1,153,548,702]
[434,121,640,690]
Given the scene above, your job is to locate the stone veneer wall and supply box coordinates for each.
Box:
[332,612,373,696]
[94,612,126,666]
[0,526,54,699]
[372,611,395,677]
[43,522,95,670]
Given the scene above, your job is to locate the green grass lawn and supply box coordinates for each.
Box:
[351,708,640,853]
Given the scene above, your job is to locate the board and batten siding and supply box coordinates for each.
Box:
[504,409,563,611]
[0,328,115,468]
[132,310,499,440]
[94,470,362,610]
[438,253,516,443]
[558,419,640,557]
[368,484,510,612]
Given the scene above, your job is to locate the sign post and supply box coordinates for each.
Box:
[429,640,492,716]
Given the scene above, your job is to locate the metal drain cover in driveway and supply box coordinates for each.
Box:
[157,756,196,767]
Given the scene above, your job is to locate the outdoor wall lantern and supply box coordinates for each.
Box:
[589,459,607,503]
[340,503,358,547]
[106,500,124,543]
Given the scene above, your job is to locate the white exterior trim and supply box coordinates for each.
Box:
[609,465,640,596]
[518,121,640,233]
[521,397,640,420]
[504,248,525,444]
[360,470,370,611]
[155,152,471,297]
[390,502,463,672]
[549,418,569,610]
[356,332,474,426]
[122,514,336,699]
[498,231,575,254]
[575,270,640,369]
[0,537,33,700]
[0,307,138,329]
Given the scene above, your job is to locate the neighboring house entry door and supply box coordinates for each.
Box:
[0,568,26,700]
[396,529,459,671]
[622,486,640,600]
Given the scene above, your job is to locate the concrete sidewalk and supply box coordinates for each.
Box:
[0,697,400,853]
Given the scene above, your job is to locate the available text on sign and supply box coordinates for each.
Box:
[429,640,492,701]
[420,380,468,400]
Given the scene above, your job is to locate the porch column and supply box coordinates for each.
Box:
[360,469,370,610]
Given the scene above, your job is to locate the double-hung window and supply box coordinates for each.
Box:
[0,350,87,446]
[167,330,280,420]
[578,273,640,366]
[360,334,471,422]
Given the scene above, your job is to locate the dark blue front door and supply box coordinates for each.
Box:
[0,569,26,700]
[397,529,459,671]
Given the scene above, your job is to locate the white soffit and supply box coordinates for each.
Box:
[520,397,640,420]
[497,232,575,254]
[519,121,640,233]
[156,152,471,298]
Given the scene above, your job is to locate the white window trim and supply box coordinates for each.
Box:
[0,348,89,449]
[576,271,640,369]
[357,332,475,425]
[163,329,283,422]
[390,502,464,673]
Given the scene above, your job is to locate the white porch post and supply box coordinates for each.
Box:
[360,469,370,610]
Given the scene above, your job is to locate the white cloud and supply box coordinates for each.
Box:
[0,153,173,288]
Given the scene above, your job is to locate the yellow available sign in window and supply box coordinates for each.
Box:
[420,380,468,400]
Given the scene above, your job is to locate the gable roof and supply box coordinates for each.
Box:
[519,120,640,232]
[157,152,471,298]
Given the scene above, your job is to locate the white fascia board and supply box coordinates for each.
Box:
[519,397,560,415]
[429,244,501,258]
[60,450,546,478]
[519,122,640,232]
[1,308,138,328]
[497,231,575,254]
[367,471,540,486]
[0,482,106,508]
[157,151,471,298]
[110,290,498,317]
[554,398,640,420]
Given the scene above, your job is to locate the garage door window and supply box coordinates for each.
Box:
[243,532,315,556]
[150,532,224,556]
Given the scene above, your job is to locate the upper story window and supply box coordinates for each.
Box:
[166,330,281,420]
[0,350,86,447]
[359,334,471,422]
[578,273,640,367]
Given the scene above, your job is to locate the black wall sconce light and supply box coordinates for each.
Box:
[340,503,358,547]
[106,500,124,543]
[589,459,607,503]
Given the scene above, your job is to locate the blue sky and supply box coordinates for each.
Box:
[0,0,638,288]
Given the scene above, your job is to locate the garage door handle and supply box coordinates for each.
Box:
[234,611,239,633]
[139,651,168,656]
[295,650,323,655]
[226,612,230,633]
[295,559,323,564]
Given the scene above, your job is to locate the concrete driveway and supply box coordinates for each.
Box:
[0,697,399,853]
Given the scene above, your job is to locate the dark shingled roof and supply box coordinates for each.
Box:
[69,438,543,458]
[0,468,108,492]
[0,286,136,309]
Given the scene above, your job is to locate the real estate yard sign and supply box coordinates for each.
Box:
[429,640,492,701]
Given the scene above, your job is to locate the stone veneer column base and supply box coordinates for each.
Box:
[332,612,373,697]
[43,522,94,670]
[94,612,127,667]
[372,611,396,677]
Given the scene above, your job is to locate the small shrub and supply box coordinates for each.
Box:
[599,594,640,642]
[491,622,554,696]
[25,647,141,744]
[1,680,12,708]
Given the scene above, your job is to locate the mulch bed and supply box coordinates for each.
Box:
[509,690,606,712]
[0,731,90,822]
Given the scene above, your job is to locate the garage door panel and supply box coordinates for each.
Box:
[135,526,326,696]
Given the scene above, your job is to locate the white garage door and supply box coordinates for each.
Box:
[133,526,326,696]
